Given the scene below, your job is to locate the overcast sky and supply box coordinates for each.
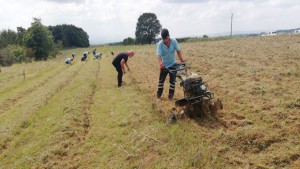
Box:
[1,0,300,44]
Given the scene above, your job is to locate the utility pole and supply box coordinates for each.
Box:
[230,13,233,36]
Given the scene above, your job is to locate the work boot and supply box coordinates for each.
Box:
[168,95,174,100]
[157,93,162,100]
[168,89,175,100]
[157,89,163,99]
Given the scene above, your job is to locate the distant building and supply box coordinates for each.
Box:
[261,31,277,36]
[293,29,300,34]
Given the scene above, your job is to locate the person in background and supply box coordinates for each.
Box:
[65,58,73,64]
[72,53,76,59]
[156,28,184,100]
[81,51,89,61]
[94,53,102,60]
[92,48,96,55]
[112,50,135,87]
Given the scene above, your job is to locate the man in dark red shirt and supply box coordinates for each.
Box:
[112,50,135,87]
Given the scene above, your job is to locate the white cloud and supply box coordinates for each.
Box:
[162,0,209,3]
[45,0,86,3]
[0,0,299,44]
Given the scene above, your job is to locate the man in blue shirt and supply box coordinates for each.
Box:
[156,28,184,100]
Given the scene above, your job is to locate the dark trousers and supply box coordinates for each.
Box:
[157,69,177,98]
[81,55,87,61]
[112,63,123,86]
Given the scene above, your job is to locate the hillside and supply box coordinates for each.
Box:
[0,35,299,168]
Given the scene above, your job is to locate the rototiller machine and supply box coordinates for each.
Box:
[165,62,221,118]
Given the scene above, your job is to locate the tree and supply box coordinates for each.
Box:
[16,27,26,45]
[23,18,55,60]
[0,29,18,49]
[123,37,135,45]
[135,13,162,44]
[203,34,209,38]
[48,24,90,47]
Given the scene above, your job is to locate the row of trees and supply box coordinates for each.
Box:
[48,24,89,47]
[0,18,89,66]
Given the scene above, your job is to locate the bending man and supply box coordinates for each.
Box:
[112,50,134,87]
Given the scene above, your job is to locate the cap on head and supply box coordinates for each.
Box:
[161,28,169,39]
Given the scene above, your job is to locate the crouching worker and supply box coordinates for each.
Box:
[72,53,76,59]
[156,28,184,100]
[81,51,89,61]
[112,50,134,87]
[65,58,73,64]
[94,53,102,60]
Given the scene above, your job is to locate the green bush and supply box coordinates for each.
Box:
[0,46,15,66]
[9,45,28,62]
[0,45,32,66]
[25,48,35,60]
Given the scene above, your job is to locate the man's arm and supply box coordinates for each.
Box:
[125,62,130,71]
[157,56,164,70]
[157,56,162,65]
[121,59,126,74]
[177,50,184,62]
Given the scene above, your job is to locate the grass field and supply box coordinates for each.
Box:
[0,35,299,168]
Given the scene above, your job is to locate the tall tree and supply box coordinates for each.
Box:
[48,24,89,47]
[23,18,55,60]
[0,29,18,49]
[135,13,162,44]
[16,27,26,45]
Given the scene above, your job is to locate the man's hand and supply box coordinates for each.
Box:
[160,64,164,71]
[180,57,184,63]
